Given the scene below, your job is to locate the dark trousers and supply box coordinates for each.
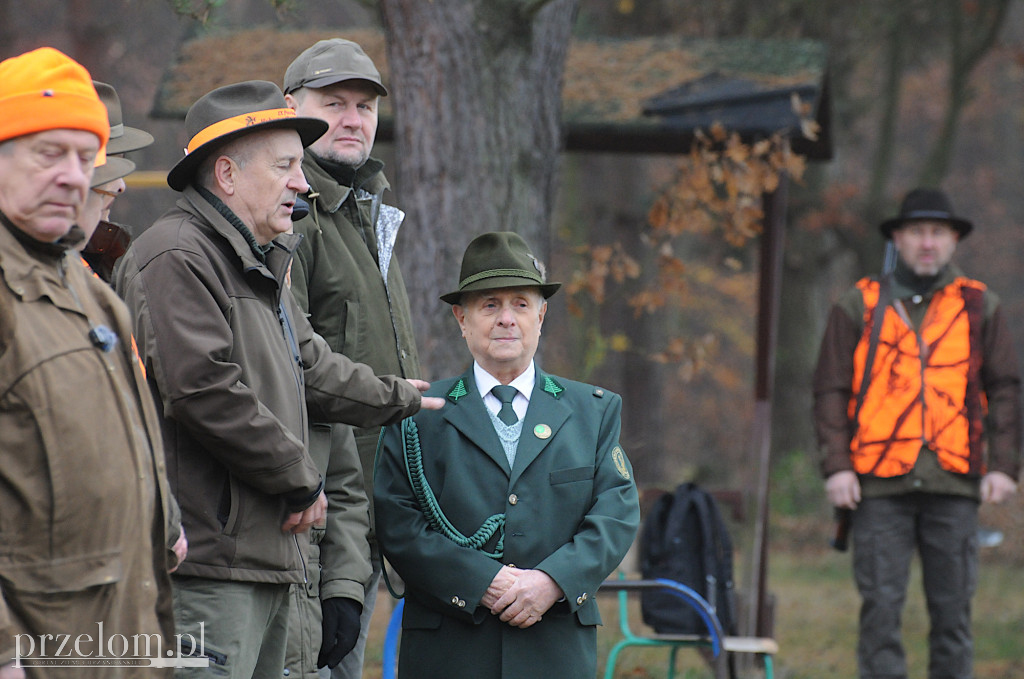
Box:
[852,494,978,679]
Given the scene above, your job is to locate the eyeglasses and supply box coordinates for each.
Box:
[91,187,120,199]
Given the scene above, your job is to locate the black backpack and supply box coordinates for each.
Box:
[639,482,737,636]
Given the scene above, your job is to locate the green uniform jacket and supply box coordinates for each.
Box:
[374,369,640,679]
[0,216,176,669]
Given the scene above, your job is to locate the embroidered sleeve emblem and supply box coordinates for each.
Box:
[612,445,630,480]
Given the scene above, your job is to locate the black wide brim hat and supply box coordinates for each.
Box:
[167,80,328,192]
[440,231,561,305]
[879,187,973,239]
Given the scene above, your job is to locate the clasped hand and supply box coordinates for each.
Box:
[481,566,562,629]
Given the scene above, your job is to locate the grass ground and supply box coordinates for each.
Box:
[357,496,1024,678]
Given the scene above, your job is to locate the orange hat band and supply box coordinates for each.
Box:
[185,108,300,155]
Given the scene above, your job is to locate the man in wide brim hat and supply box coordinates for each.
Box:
[167,79,327,191]
[440,231,561,305]
[814,183,1019,679]
[94,81,154,155]
[115,78,439,679]
[879,187,973,239]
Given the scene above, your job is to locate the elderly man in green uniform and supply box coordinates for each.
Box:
[282,38,421,678]
[374,232,640,679]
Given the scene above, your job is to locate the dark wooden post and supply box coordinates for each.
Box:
[745,171,789,638]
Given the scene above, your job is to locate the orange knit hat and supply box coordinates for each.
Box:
[0,47,109,155]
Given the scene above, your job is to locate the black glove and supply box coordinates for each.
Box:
[317,597,362,669]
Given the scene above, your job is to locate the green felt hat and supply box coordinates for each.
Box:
[441,231,561,305]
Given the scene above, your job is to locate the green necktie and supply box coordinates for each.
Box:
[491,385,519,425]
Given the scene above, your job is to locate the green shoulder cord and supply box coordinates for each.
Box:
[377,420,507,599]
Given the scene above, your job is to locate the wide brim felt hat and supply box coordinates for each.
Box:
[91,156,135,188]
[879,187,973,239]
[167,80,328,191]
[94,81,154,155]
[440,231,561,305]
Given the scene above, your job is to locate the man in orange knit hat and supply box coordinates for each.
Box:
[0,47,181,677]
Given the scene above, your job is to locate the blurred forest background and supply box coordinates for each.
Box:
[3,0,1024,652]
[4,0,1024,674]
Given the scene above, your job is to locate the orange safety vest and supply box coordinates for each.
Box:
[848,276,987,478]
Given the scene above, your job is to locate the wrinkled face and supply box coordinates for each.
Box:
[0,129,99,242]
[288,81,378,168]
[76,177,126,248]
[892,219,959,276]
[223,129,309,245]
[452,287,546,382]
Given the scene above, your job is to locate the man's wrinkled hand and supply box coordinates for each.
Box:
[981,471,1017,504]
[407,378,444,410]
[281,491,327,534]
[491,568,562,629]
[481,566,519,610]
[0,662,25,678]
[825,470,861,510]
[169,527,188,573]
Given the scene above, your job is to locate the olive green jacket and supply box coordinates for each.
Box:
[290,155,421,541]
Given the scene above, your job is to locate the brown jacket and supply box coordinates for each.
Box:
[0,216,176,671]
[115,187,422,584]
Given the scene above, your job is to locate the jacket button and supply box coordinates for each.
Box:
[508,494,518,505]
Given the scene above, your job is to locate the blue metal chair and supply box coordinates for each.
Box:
[381,598,405,679]
[599,577,777,679]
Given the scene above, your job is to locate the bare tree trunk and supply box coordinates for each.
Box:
[381,0,579,377]
[918,0,1010,187]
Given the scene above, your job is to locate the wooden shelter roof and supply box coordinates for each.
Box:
[152,28,831,158]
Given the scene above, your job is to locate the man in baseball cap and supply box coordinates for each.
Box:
[0,47,179,676]
[114,80,442,679]
[282,38,420,679]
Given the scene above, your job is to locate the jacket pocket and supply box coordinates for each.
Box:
[338,300,357,355]
[575,599,602,626]
[0,552,122,593]
[549,467,595,485]
[217,475,241,536]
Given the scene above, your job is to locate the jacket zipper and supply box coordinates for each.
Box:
[277,296,311,585]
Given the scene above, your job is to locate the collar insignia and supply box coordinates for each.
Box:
[542,376,564,399]
[447,379,469,403]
